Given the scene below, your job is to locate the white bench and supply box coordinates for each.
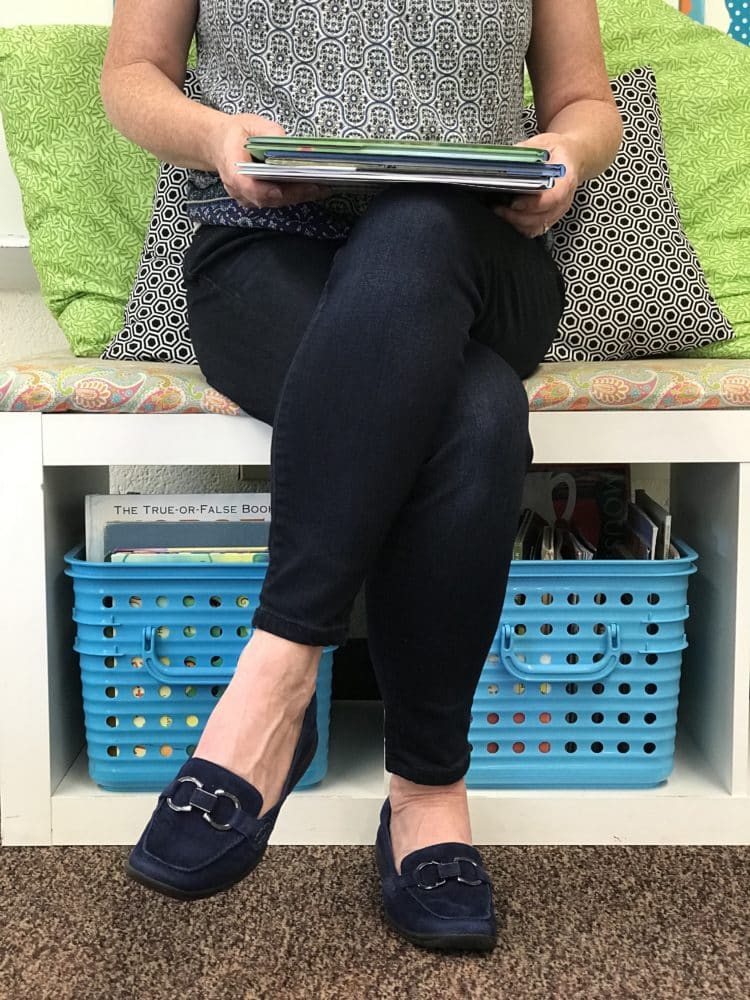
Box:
[2,354,749,847]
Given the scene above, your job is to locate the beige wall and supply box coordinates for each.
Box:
[0,288,68,360]
[0,2,114,361]
[0,1,113,241]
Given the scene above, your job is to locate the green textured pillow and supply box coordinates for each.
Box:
[0,26,158,357]
[525,0,750,357]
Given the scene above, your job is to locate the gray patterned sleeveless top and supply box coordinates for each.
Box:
[186,0,533,238]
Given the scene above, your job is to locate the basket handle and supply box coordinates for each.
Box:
[500,622,620,682]
[141,625,237,683]
[643,605,690,624]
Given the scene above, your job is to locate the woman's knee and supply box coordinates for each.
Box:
[351,183,487,262]
[474,342,528,429]
[449,344,531,480]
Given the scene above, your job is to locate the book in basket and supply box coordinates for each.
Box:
[85,493,272,562]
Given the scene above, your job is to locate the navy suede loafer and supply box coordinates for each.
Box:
[375,797,497,951]
[125,692,318,900]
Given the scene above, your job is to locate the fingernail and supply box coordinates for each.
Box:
[268,187,283,202]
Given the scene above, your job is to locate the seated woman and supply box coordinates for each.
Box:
[100,0,621,952]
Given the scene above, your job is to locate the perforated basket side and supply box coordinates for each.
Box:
[80,648,334,791]
[465,542,697,788]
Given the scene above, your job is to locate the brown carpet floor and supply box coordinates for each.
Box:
[1,844,748,1000]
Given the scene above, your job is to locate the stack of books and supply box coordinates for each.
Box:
[513,466,677,561]
[85,493,272,564]
[237,135,565,193]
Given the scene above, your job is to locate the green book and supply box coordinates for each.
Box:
[245,135,549,164]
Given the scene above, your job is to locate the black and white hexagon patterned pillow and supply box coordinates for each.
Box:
[105,64,733,367]
[523,65,734,362]
[101,71,200,365]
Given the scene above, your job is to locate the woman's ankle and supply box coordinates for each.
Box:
[387,776,472,872]
[233,628,322,694]
[249,627,324,664]
[389,773,467,806]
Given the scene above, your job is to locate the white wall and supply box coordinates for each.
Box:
[0,120,27,242]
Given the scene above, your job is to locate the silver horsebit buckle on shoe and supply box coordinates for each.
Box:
[415,857,484,890]
[166,775,241,831]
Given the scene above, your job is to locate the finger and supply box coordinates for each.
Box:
[495,220,541,240]
[262,121,286,137]
[495,204,546,221]
[506,194,542,212]
[506,190,563,214]
[225,178,281,208]
[493,207,548,239]
[493,205,547,227]
[266,182,329,207]
[245,116,286,139]
[497,194,567,223]
[230,179,327,209]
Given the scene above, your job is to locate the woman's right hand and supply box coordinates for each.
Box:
[211,112,330,209]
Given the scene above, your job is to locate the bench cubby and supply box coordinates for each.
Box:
[2,407,748,845]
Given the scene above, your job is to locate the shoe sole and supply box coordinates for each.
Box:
[124,852,265,901]
[374,842,496,952]
[381,911,496,952]
[125,732,318,901]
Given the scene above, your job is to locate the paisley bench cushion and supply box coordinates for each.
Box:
[0,354,241,415]
[525,358,750,410]
[4,354,750,414]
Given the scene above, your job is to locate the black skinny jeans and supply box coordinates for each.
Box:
[183,184,565,785]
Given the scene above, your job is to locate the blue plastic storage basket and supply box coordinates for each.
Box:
[65,547,335,792]
[466,540,698,788]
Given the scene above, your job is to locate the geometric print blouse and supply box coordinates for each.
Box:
[185,0,533,239]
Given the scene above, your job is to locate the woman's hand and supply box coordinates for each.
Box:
[493,132,583,238]
[211,112,331,210]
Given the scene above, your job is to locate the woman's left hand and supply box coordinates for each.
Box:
[493,132,583,239]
